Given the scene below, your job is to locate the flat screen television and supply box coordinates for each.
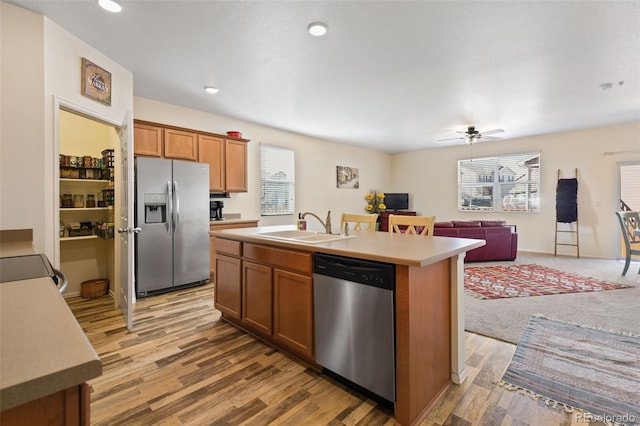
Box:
[384,193,409,210]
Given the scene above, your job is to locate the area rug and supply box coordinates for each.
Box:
[497,315,640,425]
[464,264,631,299]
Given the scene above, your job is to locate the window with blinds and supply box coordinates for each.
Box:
[458,152,540,212]
[260,144,295,216]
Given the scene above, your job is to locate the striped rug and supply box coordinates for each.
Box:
[464,264,631,299]
[498,315,640,425]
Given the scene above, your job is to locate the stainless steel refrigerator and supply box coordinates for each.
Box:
[135,157,210,297]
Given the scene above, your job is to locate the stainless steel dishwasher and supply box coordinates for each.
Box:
[313,252,395,404]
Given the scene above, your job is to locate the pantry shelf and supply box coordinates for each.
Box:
[60,235,99,242]
[60,178,112,183]
[60,207,113,212]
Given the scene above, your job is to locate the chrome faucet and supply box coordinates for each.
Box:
[301,211,332,234]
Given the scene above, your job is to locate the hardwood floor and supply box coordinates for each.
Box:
[66,283,579,425]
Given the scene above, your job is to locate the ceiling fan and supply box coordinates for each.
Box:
[438,126,504,144]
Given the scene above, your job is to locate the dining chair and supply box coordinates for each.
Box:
[615,211,640,275]
[340,213,378,232]
[388,214,436,236]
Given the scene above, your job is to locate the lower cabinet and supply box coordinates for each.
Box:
[0,383,90,426]
[273,269,313,357]
[215,239,314,363]
[210,221,259,281]
[242,261,273,335]
[214,253,242,320]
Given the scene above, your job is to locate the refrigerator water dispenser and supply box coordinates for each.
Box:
[144,193,167,224]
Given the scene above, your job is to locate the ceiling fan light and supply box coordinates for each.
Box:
[97,0,123,13]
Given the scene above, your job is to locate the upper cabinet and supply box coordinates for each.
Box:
[133,122,163,157]
[164,128,198,161]
[224,140,248,192]
[134,120,249,192]
[198,135,225,191]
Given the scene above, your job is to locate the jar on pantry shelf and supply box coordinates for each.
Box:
[86,194,96,208]
[73,194,84,208]
[61,194,73,208]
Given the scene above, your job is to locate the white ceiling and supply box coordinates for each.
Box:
[8,0,640,153]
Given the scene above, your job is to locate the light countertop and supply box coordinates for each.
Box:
[210,225,485,267]
[0,277,102,411]
[0,230,102,412]
[210,218,259,226]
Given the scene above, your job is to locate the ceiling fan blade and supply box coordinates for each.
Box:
[481,136,502,141]
[437,136,464,142]
[481,129,505,136]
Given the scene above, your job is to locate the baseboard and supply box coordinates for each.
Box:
[517,249,615,260]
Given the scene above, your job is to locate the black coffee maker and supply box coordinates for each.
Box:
[210,200,224,221]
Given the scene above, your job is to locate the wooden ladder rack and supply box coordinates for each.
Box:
[554,168,580,258]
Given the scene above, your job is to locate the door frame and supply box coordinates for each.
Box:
[52,97,133,311]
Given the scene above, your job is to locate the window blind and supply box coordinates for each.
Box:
[260,144,295,216]
[458,152,540,212]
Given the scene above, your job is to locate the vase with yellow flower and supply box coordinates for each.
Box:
[365,190,386,214]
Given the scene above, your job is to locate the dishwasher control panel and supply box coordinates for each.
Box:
[313,253,395,290]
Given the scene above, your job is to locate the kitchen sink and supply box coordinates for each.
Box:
[257,230,355,244]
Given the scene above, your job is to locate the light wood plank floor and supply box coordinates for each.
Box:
[66,283,589,425]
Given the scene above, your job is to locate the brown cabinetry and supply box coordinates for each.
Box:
[133,122,163,157]
[198,135,225,191]
[242,261,273,335]
[214,239,315,363]
[224,140,248,192]
[273,269,313,357]
[0,383,90,426]
[214,253,242,319]
[163,128,198,161]
[134,120,249,192]
[209,221,258,280]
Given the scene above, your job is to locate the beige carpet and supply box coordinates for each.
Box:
[464,252,640,344]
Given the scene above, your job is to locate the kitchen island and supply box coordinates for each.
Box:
[210,225,484,426]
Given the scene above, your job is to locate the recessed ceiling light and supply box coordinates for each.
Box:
[204,86,219,94]
[98,0,123,13]
[308,22,328,37]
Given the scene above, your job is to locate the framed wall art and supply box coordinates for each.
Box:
[81,57,112,106]
[336,166,359,188]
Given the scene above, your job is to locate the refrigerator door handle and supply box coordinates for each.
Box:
[167,180,173,235]
[173,180,180,232]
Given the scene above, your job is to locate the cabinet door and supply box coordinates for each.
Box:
[273,269,313,357]
[199,135,225,191]
[242,261,273,335]
[214,254,242,319]
[225,140,248,192]
[164,128,198,161]
[134,123,163,157]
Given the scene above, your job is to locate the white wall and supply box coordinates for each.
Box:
[1,2,133,260]
[0,2,45,248]
[134,97,392,233]
[43,14,133,262]
[391,122,640,258]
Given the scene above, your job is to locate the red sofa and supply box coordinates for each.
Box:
[433,220,518,262]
